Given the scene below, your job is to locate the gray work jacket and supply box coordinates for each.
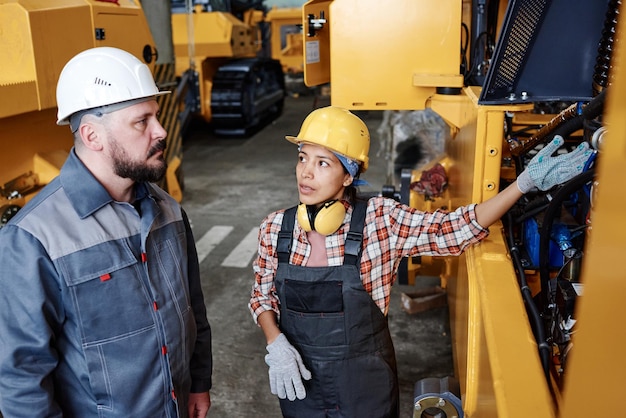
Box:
[0,149,212,417]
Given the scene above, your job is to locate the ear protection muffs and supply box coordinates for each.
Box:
[296,200,346,235]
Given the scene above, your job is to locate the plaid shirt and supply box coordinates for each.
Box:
[249,196,488,321]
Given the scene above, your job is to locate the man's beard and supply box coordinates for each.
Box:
[111,139,168,183]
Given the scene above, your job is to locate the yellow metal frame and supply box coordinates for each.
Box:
[300,0,626,416]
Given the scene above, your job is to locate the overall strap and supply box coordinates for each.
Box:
[277,206,297,264]
[344,199,367,266]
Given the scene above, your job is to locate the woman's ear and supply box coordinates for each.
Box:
[343,175,354,187]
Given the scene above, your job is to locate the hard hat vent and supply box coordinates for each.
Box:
[94,77,112,87]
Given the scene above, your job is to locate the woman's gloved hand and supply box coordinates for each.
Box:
[265,333,312,401]
[517,135,594,193]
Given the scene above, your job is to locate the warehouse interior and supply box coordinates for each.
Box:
[1,0,625,417]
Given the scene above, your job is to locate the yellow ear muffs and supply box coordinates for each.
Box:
[296,200,346,235]
[296,203,314,232]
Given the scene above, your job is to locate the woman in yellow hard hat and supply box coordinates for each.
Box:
[248,106,592,417]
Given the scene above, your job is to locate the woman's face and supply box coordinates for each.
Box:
[296,143,353,207]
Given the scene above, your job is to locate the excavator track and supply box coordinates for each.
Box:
[210,57,285,136]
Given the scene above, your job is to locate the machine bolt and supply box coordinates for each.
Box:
[508,93,516,100]
[437,398,446,407]
[521,91,529,99]
[414,401,422,411]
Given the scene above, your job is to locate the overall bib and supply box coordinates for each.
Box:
[275,201,399,418]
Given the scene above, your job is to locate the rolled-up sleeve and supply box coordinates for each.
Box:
[400,203,489,256]
[249,214,282,324]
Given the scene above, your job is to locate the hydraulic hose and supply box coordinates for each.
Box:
[593,0,621,94]
[538,169,595,309]
[504,212,551,381]
[509,89,607,158]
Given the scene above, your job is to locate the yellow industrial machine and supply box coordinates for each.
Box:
[0,0,184,227]
[265,6,305,75]
[302,0,620,417]
[265,6,309,97]
[171,0,286,136]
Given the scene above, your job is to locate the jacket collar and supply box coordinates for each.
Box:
[60,148,156,219]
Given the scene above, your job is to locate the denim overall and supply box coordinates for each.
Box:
[275,201,399,418]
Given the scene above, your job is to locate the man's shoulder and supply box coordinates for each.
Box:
[4,177,64,227]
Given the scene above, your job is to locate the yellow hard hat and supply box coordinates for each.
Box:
[286,106,370,172]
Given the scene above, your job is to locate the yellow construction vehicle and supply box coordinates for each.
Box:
[265,6,308,96]
[171,0,286,136]
[0,0,184,227]
[301,0,621,417]
[265,6,304,75]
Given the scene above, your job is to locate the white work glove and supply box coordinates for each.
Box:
[517,135,593,193]
[265,333,312,401]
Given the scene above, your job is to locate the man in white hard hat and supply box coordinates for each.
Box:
[0,47,212,417]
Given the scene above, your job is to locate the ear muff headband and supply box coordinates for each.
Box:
[296,200,346,235]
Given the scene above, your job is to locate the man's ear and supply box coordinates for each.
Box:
[77,122,103,151]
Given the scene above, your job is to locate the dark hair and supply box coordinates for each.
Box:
[342,165,363,204]
[344,184,358,203]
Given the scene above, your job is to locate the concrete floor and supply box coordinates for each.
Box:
[180,94,454,417]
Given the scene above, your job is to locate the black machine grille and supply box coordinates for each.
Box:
[479,0,610,105]
[491,0,548,93]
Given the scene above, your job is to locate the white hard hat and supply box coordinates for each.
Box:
[56,47,169,126]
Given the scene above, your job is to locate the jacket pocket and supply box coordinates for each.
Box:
[57,238,154,344]
[82,326,164,415]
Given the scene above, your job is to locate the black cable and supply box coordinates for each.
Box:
[538,170,595,310]
[461,22,470,80]
[504,212,551,381]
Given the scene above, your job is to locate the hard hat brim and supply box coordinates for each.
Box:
[57,91,171,126]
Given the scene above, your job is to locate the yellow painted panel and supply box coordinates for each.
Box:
[303,0,332,87]
[328,0,460,110]
[465,231,555,418]
[172,11,257,62]
[0,3,36,84]
[92,3,156,69]
[559,8,626,416]
[0,81,40,118]
[29,7,93,109]
[0,1,92,116]
[0,109,73,186]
